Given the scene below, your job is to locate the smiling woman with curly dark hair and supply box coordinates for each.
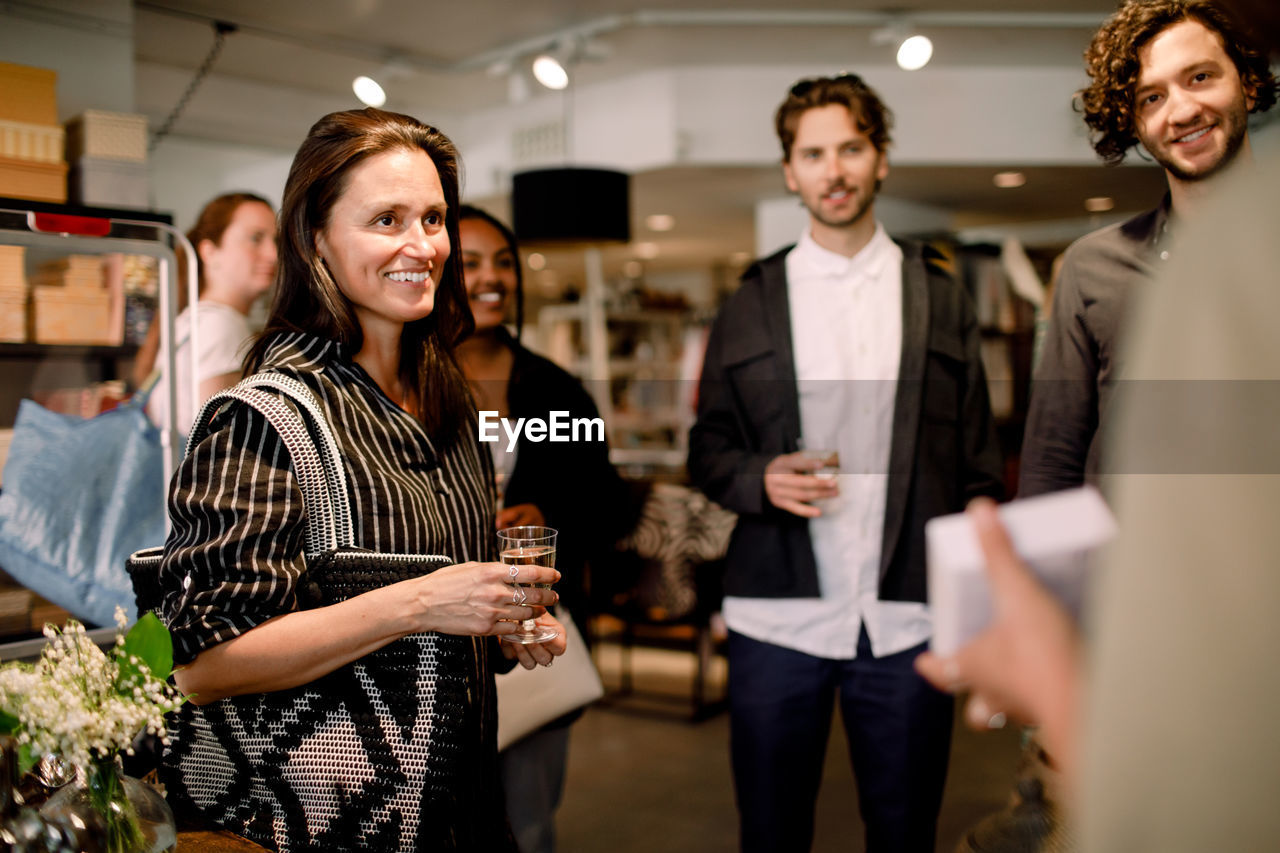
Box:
[1080,0,1276,164]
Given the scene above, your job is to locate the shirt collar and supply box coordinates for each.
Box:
[1153,192,1174,247]
[792,222,893,281]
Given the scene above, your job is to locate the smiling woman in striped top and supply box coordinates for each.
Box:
[154,107,565,852]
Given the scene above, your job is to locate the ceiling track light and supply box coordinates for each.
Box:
[524,32,614,91]
[532,51,570,90]
[896,34,933,71]
[352,75,386,107]
[351,56,411,108]
[871,17,933,71]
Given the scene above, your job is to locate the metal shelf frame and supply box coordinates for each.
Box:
[0,201,197,494]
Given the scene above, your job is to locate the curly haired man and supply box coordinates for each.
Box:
[1019,0,1275,498]
[960,5,1277,850]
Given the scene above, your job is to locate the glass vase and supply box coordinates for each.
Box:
[40,757,176,853]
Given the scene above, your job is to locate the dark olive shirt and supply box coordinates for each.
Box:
[1019,198,1173,498]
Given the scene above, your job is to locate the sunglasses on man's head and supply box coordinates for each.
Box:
[789,72,864,97]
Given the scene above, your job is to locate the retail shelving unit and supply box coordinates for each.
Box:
[0,197,192,647]
[0,198,193,476]
[536,302,698,475]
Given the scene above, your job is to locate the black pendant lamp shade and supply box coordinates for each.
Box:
[511,167,631,244]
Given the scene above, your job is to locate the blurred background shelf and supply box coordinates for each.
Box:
[536,302,702,478]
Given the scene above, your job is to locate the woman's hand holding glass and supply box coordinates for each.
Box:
[500,612,567,669]
[496,526,560,644]
[394,559,559,638]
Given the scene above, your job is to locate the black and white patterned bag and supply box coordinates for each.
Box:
[129,374,505,852]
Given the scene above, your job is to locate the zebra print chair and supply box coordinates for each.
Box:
[600,483,736,720]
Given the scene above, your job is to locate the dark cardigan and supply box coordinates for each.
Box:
[498,328,645,622]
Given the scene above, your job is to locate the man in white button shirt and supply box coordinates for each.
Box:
[689,74,1004,852]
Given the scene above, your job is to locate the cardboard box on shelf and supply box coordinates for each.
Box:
[64,110,148,163]
[31,254,104,292]
[30,270,101,291]
[37,254,103,278]
[0,245,25,292]
[0,290,26,342]
[0,118,65,164]
[0,244,26,340]
[68,155,149,209]
[0,155,67,203]
[29,284,116,345]
[0,62,58,127]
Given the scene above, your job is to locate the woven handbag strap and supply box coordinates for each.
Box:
[187,374,353,557]
[230,373,354,548]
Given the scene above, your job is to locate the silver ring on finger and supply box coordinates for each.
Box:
[508,564,519,579]
[517,585,528,606]
[511,586,523,604]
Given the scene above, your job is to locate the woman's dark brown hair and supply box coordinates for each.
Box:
[1080,0,1276,165]
[245,107,476,445]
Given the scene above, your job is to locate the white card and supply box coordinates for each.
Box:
[925,486,1117,657]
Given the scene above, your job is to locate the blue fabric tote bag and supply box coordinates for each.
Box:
[0,390,165,628]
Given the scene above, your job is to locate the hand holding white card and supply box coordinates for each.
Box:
[926,486,1117,657]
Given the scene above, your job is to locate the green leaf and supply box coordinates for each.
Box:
[0,708,18,734]
[121,612,174,680]
[16,742,36,777]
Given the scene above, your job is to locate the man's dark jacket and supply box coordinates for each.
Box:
[688,240,1005,604]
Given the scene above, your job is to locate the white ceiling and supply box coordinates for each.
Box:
[124,0,1173,281]
[133,0,1123,138]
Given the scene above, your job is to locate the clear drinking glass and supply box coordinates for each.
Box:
[797,436,840,480]
[497,525,559,644]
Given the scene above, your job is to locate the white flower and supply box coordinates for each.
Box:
[0,617,184,771]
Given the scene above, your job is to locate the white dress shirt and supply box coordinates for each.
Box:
[721,224,933,659]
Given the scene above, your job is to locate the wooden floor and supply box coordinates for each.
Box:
[558,641,1024,853]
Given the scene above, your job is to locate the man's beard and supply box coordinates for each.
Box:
[806,180,881,230]
[1148,99,1250,183]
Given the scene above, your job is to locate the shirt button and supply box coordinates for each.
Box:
[1160,250,1170,261]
